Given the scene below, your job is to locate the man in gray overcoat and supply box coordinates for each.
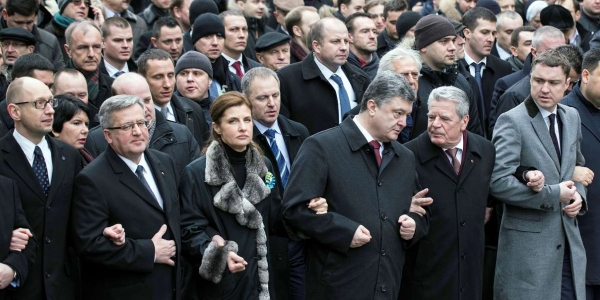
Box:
[491,48,587,300]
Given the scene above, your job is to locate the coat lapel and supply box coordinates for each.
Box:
[278,116,301,163]
[146,151,170,214]
[415,132,458,183]
[2,133,46,201]
[557,105,574,178]
[457,133,479,188]
[46,137,67,206]
[339,118,379,178]
[525,98,561,172]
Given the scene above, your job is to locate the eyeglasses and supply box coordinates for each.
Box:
[106,120,148,131]
[399,72,420,80]
[14,98,58,109]
[1,41,27,48]
[72,0,90,6]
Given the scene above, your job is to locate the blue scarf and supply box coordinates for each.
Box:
[53,13,74,28]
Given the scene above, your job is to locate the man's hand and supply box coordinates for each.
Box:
[103,224,126,246]
[152,225,176,267]
[10,228,32,252]
[308,197,328,214]
[398,215,416,240]
[91,5,105,27]
[410,188,433,216]
[572,166,594,187]
[350,225,371,248]
[559,181,577,203]
[212,235,225,247]
[525,170,545,192]
[563,192,583,218]
[484,207,493,224]
[226,252,247,273]
[0,263,14,289]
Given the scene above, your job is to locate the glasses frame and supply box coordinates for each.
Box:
[13,98,58,109]
[106,120,149,132]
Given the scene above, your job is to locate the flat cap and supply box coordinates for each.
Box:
[255,32,291,52]
[0,27,36,46]
[273,0,304,12]
[540,5,574,30]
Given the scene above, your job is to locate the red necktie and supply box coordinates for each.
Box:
[369,140,382,167]
[446,148,461,175]
[232,61,244,79]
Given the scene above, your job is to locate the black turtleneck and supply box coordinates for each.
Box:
[223,142,248,188]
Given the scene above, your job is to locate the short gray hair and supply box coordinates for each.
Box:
[532,26,564,49]
[496,11,521,29]
[65,20,102,47]
[360,71,416,112]
[99,95,145,129]
[241,67,280,98]
[378,46,422,74]
[427,86,469,119]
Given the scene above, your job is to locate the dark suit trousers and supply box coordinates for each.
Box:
[563,245,576,300]
[289,240,306,300]
[586,285,600,300]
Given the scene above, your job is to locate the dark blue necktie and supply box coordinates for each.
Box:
[33,146,50,197]
[548,114,561,162]
[471,62,485,115]
[135,165,157,200]
[330,74,351,120]
[114,71,125,77]
[264,129,289,187]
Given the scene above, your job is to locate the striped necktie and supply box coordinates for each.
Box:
[264,129,289,187]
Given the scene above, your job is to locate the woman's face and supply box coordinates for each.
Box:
[54,110,89,149]
[213,104,253,152]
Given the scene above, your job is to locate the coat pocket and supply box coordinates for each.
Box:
[502,212,542,233]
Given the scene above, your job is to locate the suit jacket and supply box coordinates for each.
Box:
[0,133,83,300]
[0,175,36,300]
[400,131,495,300]
[0,100,11,138]
[491,53,532,111]
[88,72,114,129]
[489,74,530,135]
[71,147,182,300]
[458,56,514,138]
[282,117,429,300]
[490,97,587,300]
[171,93,210,147]
[98,58,138,78]
[561,83,600,285]
[277,53,371,135]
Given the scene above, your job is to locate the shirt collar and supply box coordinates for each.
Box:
[495,43,511,60]
[442,134,464,152]
[104,7,118,18]
[464,50,487,66]
[13,129,49,160]
[352,116,380,147]
[314,55,342,79]
[222,53,243,65]
[534,100,557,117]
[254,119,281,135]
[117,152,148,175]
[104,60,129,77]
[570,28,580,45]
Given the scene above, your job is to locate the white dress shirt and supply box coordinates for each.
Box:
[254,120,291,172]
[495,43,512,60]
[117,153,164,209]
[13,129,53,183]
[464,51,488,78]
[353,116,383,157]
[442,135,464,165]
[222,53,245,76]
[535,102,561,151]
[314,55,357,122]
[104,59,129,78]
[155,103,176,122]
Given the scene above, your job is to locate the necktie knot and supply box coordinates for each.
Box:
[161,107,169,118]
[264,129,276,140]
[369,140,382,167]
[446,148,458,158]
[471,62,484,72]
[549,113,556,125]
[330,74,351,118]
[135,165,144,176]
[34,146,43,156]
[232,61,244,79]
[445,148,461,175]
[330,74,342,84]
[114,71,125,77]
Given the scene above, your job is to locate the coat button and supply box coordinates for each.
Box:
[381,250,386,256]
[277,254,283,260]
[460,220,466,226]
[380,285,387,292]
[557,244,562,250]
[461,253,466,259]
[47,206,51,210]
[45,272,50,278]
[378,182,382,186]
[381,214,388,220]
[45,237,51,244]
[460,286,464,292]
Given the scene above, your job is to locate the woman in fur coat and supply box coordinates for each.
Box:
[179,92,325,300]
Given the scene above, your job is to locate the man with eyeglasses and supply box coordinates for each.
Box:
[0,27,36,100]
[0,76,83,300]
[64,20,114,129]
[71,94,182,300]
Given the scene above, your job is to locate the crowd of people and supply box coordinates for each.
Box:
[0,0,598,299]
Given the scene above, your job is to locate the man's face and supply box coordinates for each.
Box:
[153,26,183,61]
[560,0,580,25]
[340,0,365,17]
[32,70,55,90]
[427,99,468,149]
[194,34,224,61]
[104,25,133,63]
[236,0,265,19]
[533,36,566,56]
[581,66,600,108]
[223,15,248,56]
[567,68,580,92]
[9,79,55,140]
[530,13,542,28]
[496,17,523,51]
[582,0,600,16]
[368,97,413,142]
[367,4,385,34]
[54,73,89,104]
[63,0,89,21]
[103,0,130,13]
[144,59,175,106]
[1,40,34,65]
[173,0,191,29]
[421,35,457,71]
[66,27,103,73]
[497,0,515,11]
[454,34,466,60]
[530,64,569,111]
[151,0,171,10]
[176,68,211,101]
[313,21,349,71]
[114,77,155,124]
[256,43,290,71]
[510,30,533,61]
[456,0,477,14]
[2,11,36,32]
[384,10,403,40]
[296,11,320,45]
[349,16,377,54]
[248,75,280,127]
[391,57,419,92]
[103,104,148,162]
[464,19,497,59]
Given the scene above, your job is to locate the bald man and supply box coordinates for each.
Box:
[52,69,89,104]
[84,72,200,175]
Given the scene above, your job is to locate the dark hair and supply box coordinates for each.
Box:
[531,48,571,78]
[101,16,131,38]
[510,25,535,48]
[285,6,318,38]
[345,12,372,34]
[556,44,583,75]
[462,7,497,31]
[384,0,408,20]
[12,53,55,79]
[582,48,600,74]
[52,94,91,134]
[152,16,181,39]
[137,49,173,76]
[169,0,184,15]
[5,0,38,17]
[365,0,386,13]
[338,0,352,9]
